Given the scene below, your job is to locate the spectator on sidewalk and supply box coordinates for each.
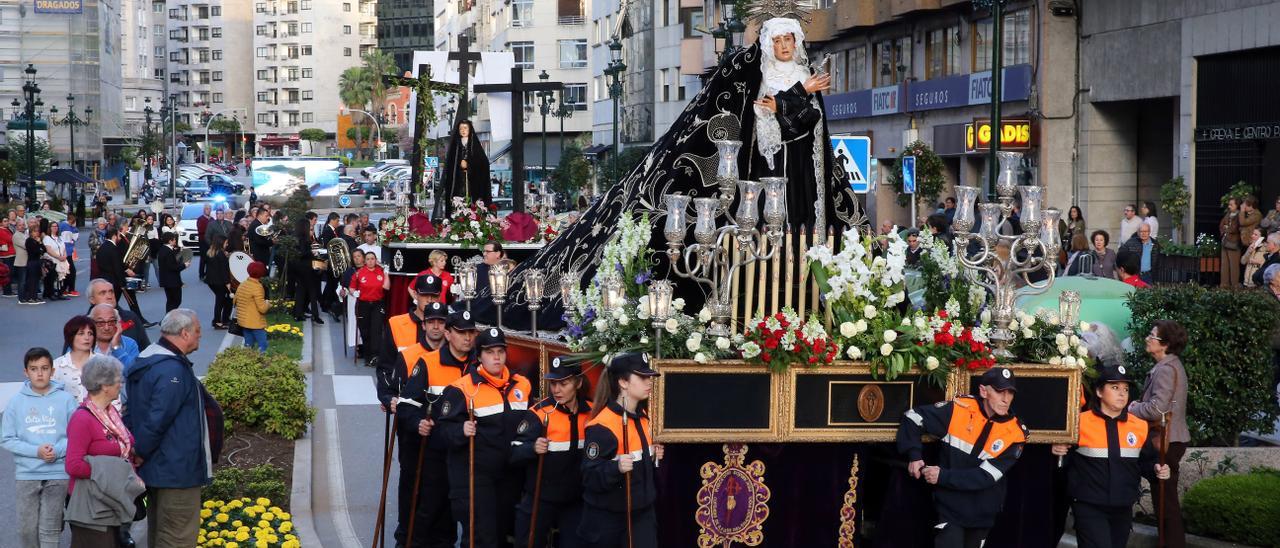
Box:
[1240,196,1263,250]
[1120,223,1159,285]
[87,278,152,347]
[1220,198,1243,288]
[1119,204,1142,244]
[65,355,140,547]
[54,315,98,403]
[1089,230,1117,278]
[90,303,140,371]
[1252,232,1280,287]
[1116,252,1149,289]
[1,347,78,548]
[1243,228,1268,288]
[196,204,212,281]
[1139,201,1160,240]
[125,309,213,547]
[1261,195,1280,233]
[0,216,14,297]
[59,214,81,297]
[235,261,271,352]
[1063,233,1091,276]
[12,216,28,300]
[1129,320,1190,548]
[23,218,46,304]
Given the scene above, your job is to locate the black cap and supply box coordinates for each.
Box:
[446,310,477,331]
[476,327,506,349]
[608,352,660,378]
[1095,364,1135,385]
[414,274,443,295]
[423,302,448,321]
[978,367,1017,392]
[545,356,582,381]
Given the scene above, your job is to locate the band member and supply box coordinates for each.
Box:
[247,208,273,264]
[1053,365,1171,548]
[382,309,479,548]
[513,357,593,548]
[580,352,663,548]
[350,251,390,367]
[897,367,1028,548]
[438,327,530,548]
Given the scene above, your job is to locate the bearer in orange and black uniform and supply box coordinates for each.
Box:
[1052,365,1170,548]
[579,352,664,548]
[437,327,531,548]
[897,367,1029,548]
[512,357,593,548]
[386,309,478,548]
[376,275,446,403]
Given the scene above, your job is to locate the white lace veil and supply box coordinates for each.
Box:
[754,17,812,169]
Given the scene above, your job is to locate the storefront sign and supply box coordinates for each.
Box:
[826,89,871,120]
[907,64,1033,112]
[34,0,81,13]
[966,119,1034,152]
[1194,123,1280,142]
[871,85,901,117]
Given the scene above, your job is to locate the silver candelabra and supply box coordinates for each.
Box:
[663,139,786,338]
[951,151,1061,357]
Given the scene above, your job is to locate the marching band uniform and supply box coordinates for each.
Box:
[1061,365,1155,548]
[384,308,474,548]
[438,328,531,548]
[897,367,1028,548]
[512,358,592,548]
[579,353,660,548]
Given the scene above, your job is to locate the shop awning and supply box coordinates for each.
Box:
[583,143,613,156]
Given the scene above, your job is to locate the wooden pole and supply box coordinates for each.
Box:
[797,226,809,319]
[403,434,428,548]
[468,400,476,548]
[622,401,634,548]
[783,226,794,311]
[526,412,551,548]
[372,413,396,548]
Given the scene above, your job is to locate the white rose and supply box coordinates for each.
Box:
[698,308,713,323]
[914,317,928,330]
[1048,315,1060,326]
[593,319,609,332]
[636,304,650,320]
[840,322,857,338]
[854,320,868,334]
[883,330,897,343]
[1008,319,1020,332]
[1058,344,1070,356]
[665,318,679,334]
[1023,315,1035,328]
[880,343,893,356]
[863,305,878,319]
[1077,345,1089,357]
[1022,328,1034,339]
[1080,321,1091,332]
[901,317,911,327]
[980,310,992,324]
[690,331,703,344]
[640,336,649,344]
[672,298,686,311]
[686,338,701,352]
[847,346,863,360]
[617,315,629,326]
[1049,356,1062,365]
[1069,335,1080,346]
[716,337,731,351]
[694,352,708,363]
[1055,334,1068,346]
[925,356,939,370]
[741,342,761,358]
[1063,355,1077,367]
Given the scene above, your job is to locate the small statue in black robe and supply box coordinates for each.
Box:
[436,118,491,218]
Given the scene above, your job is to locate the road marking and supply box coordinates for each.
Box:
[332,375,379,406]
[323,408,363,548]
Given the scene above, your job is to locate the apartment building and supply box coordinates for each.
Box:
[378,0,434,73]
[252,0,378,154]
[433,0,595,182]
[114,0,166,159]
[165,0,255,157]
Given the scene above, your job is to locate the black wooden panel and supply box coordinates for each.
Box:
[662,372,772,429]
[793,374,914,429]
[969,374,1069,431]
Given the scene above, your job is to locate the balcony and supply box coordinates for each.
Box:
[557,15,585,25]
[835,0,876,30]
[890,0,940,18]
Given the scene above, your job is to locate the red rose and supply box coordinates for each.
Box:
[969,341,982,353]
[808,356,818,364]
[938,310,948,319]
[764,337,779,350]
[826,351,837,362]
[941,322,953,333]
[954,358,965,368]
[761,352,772,363]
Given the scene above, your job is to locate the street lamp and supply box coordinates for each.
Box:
[20,64,43,209]
[143,97,155,185]
[49,94,92,225]
[536,70,555,191]
[553,92,574,191]
[974,0,1009,194]
[723,2,745,61]
[605,39,626,187]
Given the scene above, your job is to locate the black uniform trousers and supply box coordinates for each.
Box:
[164,286,182,312]
[1072,502,1132,548]
[291,262,322,319]
[515,496,586,548]
[934,523,989,548]
[577,505,657,548]
[395,430,456,548]
[209,283,232,325]
[321,270,340,314]
[355,299,381,365]
[197,239,208,278]
[449,465,523,548]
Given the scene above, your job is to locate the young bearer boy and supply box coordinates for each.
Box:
[1,347,80,548]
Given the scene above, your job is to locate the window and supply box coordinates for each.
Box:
[153,2,163,12]
[213,71,223,81]
[343,2,351,11]
[258,113,272,125]
[212,6,221,16]
[512,41,534,69]
[154,46,165,56]
[212,50,222,60]
[301,0,311,9]
[302,113,314,123]
[126,96,137,110]
[512,0,533,26]
[154,24,164,38]
[257,69,269,80]
[258,92,269,102]
[288,113,299,125]
[301,46,312,56]
[679,8,703,39]
[287,1,298,13]
[169,51,181,62]
[873,36,911,86]
[302,90,314,100]
[659,69,669,101]
[926,26,960,79]
[287,46,299,59]
[256,25,267,36]
[288,90,300,103]
[302,68,313,78]
[198,6,209,18]
[199,50,210,62]
[256,47,268,58]
[344,48,352,56]
[199,72,211,84]
[212,27,222,38]
[343,25,352,34]
[563,83,587,110]
[154,68,165,79]
[255,2,266,13]
[288,23,298,35]
[213,93,223,103]
[848,46,868,90]
[974,9,1030,72]
[288,68,299,80]
[301,22,312,33]
[559,39,588,68]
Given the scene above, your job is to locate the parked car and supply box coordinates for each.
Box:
[372,166,410,184]
[182,179,211,201]
[199,173,244,194]
[368,163,409,182]
[177,203,206,250]
[360,159,408,178]
[342,181,384,199]
[338,176,356,193]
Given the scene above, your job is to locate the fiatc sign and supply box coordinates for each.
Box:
[965,119,1034,152]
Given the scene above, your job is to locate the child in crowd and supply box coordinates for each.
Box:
[1,347,80,547]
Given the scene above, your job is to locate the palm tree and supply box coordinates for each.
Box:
[338,66,373,159]
[362,50,398,122]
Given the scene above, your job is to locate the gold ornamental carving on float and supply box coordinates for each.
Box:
[695,444,770,547]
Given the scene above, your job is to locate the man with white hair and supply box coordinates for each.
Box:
[86,278,152,347]
[1250,232,1280,287]
[124,309,213,547]
[89,303,140,369]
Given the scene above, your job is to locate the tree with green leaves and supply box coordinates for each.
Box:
[551,140,592,200]
[208,117,242,160]
[0,160,16,201]
[7,135,53,179]
[362,50,398,119]
[299,128,327,155]
[339,66,374,159]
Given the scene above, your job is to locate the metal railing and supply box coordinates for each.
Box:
[558,15,585,25]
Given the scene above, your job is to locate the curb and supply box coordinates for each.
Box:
[289,321,319,545]
[1128,523,1257,548]
[299,320,314,372]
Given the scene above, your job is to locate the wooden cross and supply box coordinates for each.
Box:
[474,67,562,212]
[383,65,464,208]
[448,35,485,121]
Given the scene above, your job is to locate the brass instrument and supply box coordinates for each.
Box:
[310,234,327,271]
[326,237,351,278]
[122,220,152,271]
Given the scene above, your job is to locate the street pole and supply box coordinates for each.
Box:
[143,98,154,186]
[22,64,41,209]
[978,0,1006,195]
[538,70,552,188]
[346,108,383,161]
[606,39,626,187]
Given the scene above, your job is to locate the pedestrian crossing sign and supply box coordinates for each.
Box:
[830,136,871,194]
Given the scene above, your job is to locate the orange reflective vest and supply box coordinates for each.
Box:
[1065,406,1152,507]
[388,313,418,352]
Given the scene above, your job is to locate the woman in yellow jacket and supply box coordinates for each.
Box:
[235,260,272,351]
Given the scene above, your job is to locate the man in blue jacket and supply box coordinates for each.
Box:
[125,308,211,547]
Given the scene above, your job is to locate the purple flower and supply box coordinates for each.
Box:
[582,308,597,322]
[634,270,651,285]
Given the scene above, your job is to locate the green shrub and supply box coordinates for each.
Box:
[203,466,245,502]
[1183,469,1280,547]
[203,464,288,504]
[205,347,314,439]
[1126,285,1280,446]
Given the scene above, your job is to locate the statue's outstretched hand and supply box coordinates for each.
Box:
[754,96,778,113]
[803,74,831,94]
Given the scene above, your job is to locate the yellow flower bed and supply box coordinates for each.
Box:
[199,498,299,547]
[264,323,303,340]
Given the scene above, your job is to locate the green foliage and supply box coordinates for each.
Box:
[887,140,946,208]
[1125,285,1280,446]
[1183,469,1280,547]
[203,464,289,505]
[1220,181,1257,208]
[611,147,649,184]
[1160,176,1191,230]
[120,147,142,171]
[550,140,592,200]
[7,134,53,176]
[209,117,241,134]
[205,347,314,439]
[0,160,16,183]
[298,128,327,149]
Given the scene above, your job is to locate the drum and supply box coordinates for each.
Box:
[125,277,143,291]
[229,251,252,291]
